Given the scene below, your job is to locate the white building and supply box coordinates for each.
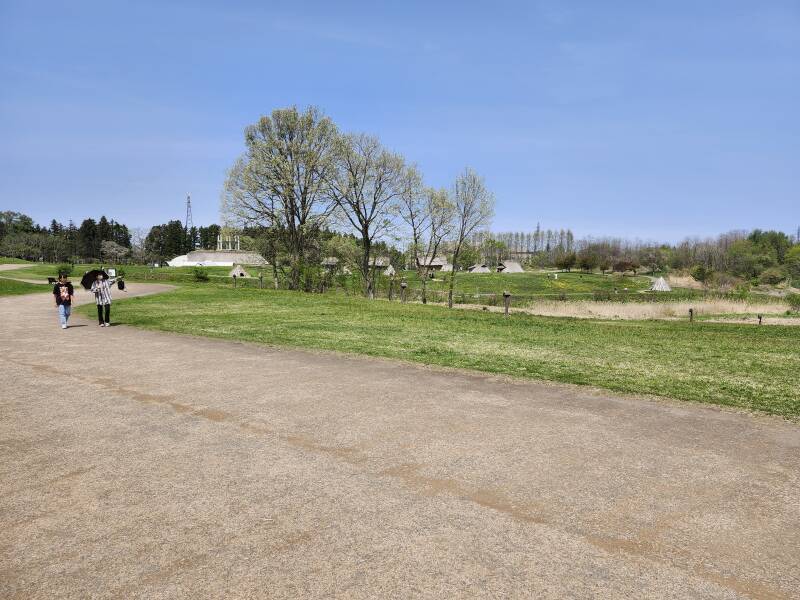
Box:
[167,250,268,267]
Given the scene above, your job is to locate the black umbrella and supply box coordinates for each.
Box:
[80,269,108,290]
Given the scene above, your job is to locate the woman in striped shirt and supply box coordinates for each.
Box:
[90,273,117,327]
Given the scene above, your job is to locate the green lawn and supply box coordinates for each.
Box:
[0,257,31,264]
[83,284,800,418]
[0,277,49,296]
[406,270,651,296]
[4,263,238,284]
[7,263,660,300]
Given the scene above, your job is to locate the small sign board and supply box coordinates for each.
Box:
[107,268,116,277]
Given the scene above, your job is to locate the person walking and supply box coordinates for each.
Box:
[90,272,117,327]
[53,274,75,329]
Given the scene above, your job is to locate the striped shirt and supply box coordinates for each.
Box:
[90,278,116,305]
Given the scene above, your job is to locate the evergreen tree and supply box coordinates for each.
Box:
[77,218,98,259]
[97,216,112,243]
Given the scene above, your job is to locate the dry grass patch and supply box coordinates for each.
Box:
[490,299,790,321]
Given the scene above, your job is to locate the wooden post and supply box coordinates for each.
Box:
[233,274,237,289]
[388,277,394,301]
[401,280,407,303]
[689,308,693,323]
[503,291,511,317]
[259,272,263,289]
[758,314,762,325]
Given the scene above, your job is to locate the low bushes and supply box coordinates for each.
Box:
[192,267,210,282]
[758,267,786,285]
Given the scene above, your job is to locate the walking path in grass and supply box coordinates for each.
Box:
[0,263,49,286]
[1,287,798,598]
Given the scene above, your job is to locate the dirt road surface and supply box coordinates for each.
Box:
[1,285,798,599]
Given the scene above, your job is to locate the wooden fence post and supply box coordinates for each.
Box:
[758,314,762,325]
[503,291,511,317]
[232,274,237,289]
[689,308,693,323]
[401,280,407,303]
[259,272,263,289]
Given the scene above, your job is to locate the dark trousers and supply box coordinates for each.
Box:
[97,304,110,324]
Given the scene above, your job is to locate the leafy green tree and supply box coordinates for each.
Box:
[728,240,774,279]
[144,225,165,263]
[556,252,577,272]
[578,250,598,272]
[785,246,800,281]
[223,106,338,290]
[748,230,791,263]
[0,211,36,238]
[456,243,480,271]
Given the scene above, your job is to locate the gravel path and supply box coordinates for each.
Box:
[1,285,798,599]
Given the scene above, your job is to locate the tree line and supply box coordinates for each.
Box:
[0,211,132,263]
[473,227,800,287]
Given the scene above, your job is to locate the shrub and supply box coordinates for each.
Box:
[787,293,800,312]
[593,290,612,301]
[57,264,73,277]
[730,284,751,301]
[690,264,712,285]
[192,267,210,282]
[758,267,786,285]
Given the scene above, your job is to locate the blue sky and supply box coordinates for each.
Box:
[1,0,798,241]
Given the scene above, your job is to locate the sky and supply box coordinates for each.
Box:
[1,0,798,242]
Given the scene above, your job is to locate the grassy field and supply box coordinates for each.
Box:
[7,262,662,300]
[81,284,800,418]
[2,263,238,282]
[0,278,49,296]
[407,270,650,296]
[0,257,31,264]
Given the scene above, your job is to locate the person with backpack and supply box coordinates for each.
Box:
[53,274,75,329]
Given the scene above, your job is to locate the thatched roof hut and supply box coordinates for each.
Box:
[497,260,524,273]
[469,264,491,273]
[650,277,671,292]
[229,265,250,278]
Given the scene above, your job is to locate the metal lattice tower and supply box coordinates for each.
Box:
[184,194,194,233]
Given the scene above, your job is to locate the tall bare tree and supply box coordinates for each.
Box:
[328,133,411,297]
[447,168,494,308]
[222,106,337,290]
[399,185,454,303]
